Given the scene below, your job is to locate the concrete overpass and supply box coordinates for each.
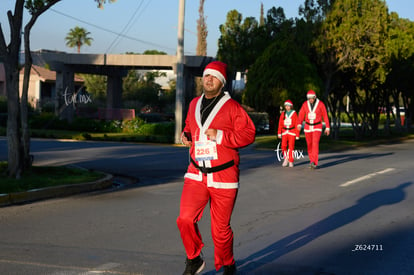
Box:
[31,50,214,120]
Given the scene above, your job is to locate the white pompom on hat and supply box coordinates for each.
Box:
[307,90,317,99]
[203,61,228,85]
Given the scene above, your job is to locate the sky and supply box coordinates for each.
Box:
[1,0,414,57]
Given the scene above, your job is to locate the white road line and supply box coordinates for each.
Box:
[340,168,395,187]
[0,259,134,275]
[85,262,121,274]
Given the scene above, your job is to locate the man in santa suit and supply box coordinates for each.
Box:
[277,100,300,167]
[177,61,256,275]
[297,90,330,169]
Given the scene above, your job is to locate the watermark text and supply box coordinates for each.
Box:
[63,86,92,108]
[274,142,305,162]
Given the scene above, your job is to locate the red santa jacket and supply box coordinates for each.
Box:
[297,99,330,133]
[277,110,300,138]
[182,92,256,189]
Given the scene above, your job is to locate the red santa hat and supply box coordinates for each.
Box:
[284,100,293,106]
[203,61,227,85]
[307,90,317,99]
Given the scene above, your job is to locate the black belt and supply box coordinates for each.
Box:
[306,121,321,126]
[283,127,295,130]
[190,158,235,174]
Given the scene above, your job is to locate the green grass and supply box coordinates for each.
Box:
[0,162,105,194]
[29,129,173,143]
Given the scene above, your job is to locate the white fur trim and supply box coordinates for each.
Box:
[195,92,231,131]
[304,128,322,133]
[203,68,226,85]
[207,181,239,189]
[184,171,239,189]
[184,172,203,181]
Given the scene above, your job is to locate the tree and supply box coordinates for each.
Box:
[21,0,62,173]
[196,0,207,56]
[217,10,260,73]
[194,0,207,96]
[298,0,344,137]
[383,13,414,130]
[65,26,93,53]
[299,0,333,24]
[264,6,290,40]
[0,0,114,178]
[259,3,265,26]
[142,49,167,55]
[313,0,390,137]
[217,6,296,93]
[244,38,322,127]
[82,74,107,101]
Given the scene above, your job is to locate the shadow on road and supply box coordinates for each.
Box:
[317,152,394,169]
[204,182,412,274]
[240,149,395,170]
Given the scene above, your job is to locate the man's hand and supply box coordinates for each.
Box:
[325,128,330,136]
[297,124,302,131]
[205,129,218,141]
[181,133,192,147]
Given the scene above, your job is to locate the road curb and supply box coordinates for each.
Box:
[0,173,114,207]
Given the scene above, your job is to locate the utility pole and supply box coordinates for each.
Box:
[175,0,185,144]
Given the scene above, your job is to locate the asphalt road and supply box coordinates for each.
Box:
[0,137,413,274]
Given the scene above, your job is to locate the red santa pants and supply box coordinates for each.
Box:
[176,176,237,271]
[305,131,322,165]
[281,134,296,163]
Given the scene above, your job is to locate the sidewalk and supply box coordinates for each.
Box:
[0,173,114,207]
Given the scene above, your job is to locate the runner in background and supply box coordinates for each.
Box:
[297,90,330,169]
[277,100,300,167]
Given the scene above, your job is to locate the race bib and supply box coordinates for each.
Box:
[308,112,316,120]
[284,118,292,126]
[195,141,218,161]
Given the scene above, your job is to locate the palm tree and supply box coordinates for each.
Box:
[65,26,93,53]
